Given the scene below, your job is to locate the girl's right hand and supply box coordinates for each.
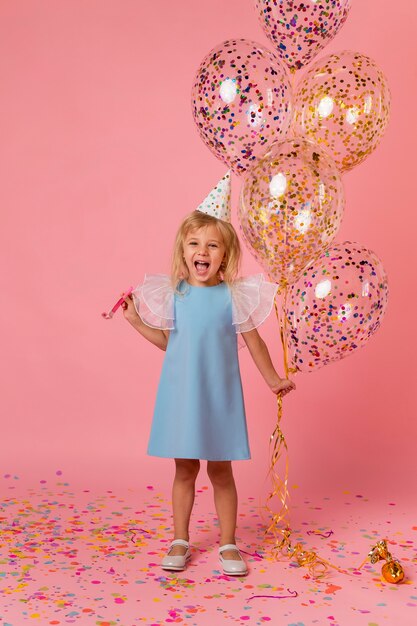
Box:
[121,292,139,324]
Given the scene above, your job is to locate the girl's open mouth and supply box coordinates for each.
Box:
[194,261,210,275]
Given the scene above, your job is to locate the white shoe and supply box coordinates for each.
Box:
[219,543,248,576]
[161,539,191,571]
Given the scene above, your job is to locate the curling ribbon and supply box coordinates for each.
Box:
[262,387,290,554]
[260,287,345,578]
[259,288,292,556]
[261,288,292,555]
[247,588,298,601]
[259,290,406,582]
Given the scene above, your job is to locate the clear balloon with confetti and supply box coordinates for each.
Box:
[254,0,352,72]
[283,242,389,372]
[191,39,292,175]
[293,51,391,173]
[238,137,344,289]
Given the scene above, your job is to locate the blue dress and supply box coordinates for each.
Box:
[132,274,278,461]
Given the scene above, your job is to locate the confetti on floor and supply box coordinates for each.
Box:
[0,472,416,625]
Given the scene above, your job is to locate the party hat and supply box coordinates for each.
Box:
[197,170,231,222]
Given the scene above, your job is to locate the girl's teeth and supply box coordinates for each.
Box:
[195,261,210,275]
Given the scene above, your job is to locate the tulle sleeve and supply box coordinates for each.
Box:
[230,274,278,333]
[131,274,175,330]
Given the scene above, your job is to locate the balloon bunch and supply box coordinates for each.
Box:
[191,2,391,574]
[191,0,391,375]
[192,3,390,177]
[360,540,405,584]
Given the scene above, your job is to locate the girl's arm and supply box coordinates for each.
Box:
[241,328,295,395]
[122,294,169,351]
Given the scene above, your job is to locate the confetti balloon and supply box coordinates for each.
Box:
[283,242,389,372]
[191,39,292,175]
[238,137,344,289]
[293,51,391,172]
[254,0,352,72]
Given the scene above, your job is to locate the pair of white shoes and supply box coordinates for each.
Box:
[161,539,248,576]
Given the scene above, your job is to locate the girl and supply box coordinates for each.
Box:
[121,172,295,576]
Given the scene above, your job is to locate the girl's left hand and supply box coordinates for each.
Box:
[269,378,296,396]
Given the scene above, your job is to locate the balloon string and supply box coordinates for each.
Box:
[264,283,404,576]
[261,388,291,555]
[260,292,291,557]
[260,290,346,579]
[275,287,296,376]
[276,289,289,378]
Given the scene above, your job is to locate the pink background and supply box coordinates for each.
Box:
[1,0,416,504]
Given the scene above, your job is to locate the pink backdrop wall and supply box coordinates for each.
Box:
[1,0,416,502]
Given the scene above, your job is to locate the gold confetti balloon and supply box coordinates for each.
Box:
[382,560,405,584]
[238,137,344,289]
[293,51,391,172]
[283,242,389,372]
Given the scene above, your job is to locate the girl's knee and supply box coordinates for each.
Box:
[174,458,200,481]
[207,460,234,485]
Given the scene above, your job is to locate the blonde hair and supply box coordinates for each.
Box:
[171,211,241,288]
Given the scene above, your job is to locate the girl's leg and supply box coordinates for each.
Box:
[207,460,242,561]
[168,458,200,556]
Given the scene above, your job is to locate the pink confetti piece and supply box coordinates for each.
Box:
[240,548,264,559]
[128,527,152,543]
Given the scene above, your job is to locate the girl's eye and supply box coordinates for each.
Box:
[187,241,218,248]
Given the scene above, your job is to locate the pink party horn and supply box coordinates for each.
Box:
[101,286,133,319]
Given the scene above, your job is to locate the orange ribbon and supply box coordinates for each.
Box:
[259,289,293,558]
[260,287,405,583]
[260,288,344,579]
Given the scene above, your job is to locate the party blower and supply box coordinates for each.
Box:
[101,287,133,319]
